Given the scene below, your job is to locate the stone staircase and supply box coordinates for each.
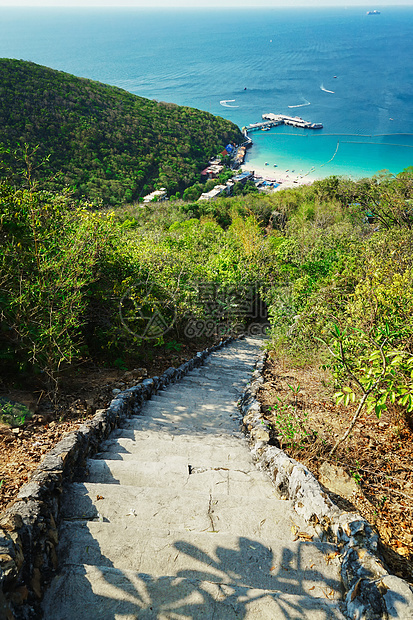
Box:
[42,338,346,619]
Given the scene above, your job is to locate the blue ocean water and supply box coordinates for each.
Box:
[1,6,413,179]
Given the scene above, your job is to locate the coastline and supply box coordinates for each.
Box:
[240,162,319,191]
[239,131,413,186]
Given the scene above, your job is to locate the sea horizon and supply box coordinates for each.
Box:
[1,6,413,181]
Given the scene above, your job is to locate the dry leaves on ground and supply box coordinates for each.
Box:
[258,356,413,584]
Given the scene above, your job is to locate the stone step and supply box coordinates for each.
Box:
[134,398,240,418]
[116,416,241,436]
[126,404,239,419]
[204,350,258,366]
[166,379,244,395]
[134,407,241,428]
[57,522,342,597]
[121,412,240,434]
[148,391,238,406]
[43,338,346,618]
[60,483,300,539]
[42,564,346,619]
[182,369,247,384]
[177,369,249,390]
[85,458,274,497]
[183,364,252,377]
[96,433,255,467]
[142,399,238,415]
[200,363,255,376]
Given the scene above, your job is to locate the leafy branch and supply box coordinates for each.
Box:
[320,323,413,457]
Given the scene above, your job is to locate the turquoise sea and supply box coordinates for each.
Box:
[1,6,413,179]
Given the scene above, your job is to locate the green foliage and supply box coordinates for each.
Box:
[232,179,259,196]
[265,384,310,450]
[0,180,277,390]
[0,59,243,206]
[165,339,183,352]
[349,170,413,229]
[0,180,110,393]
[182,183,204,202]
[3,155,413,423]
[259,173,413,436]
[0,398,31,427]
[328,324,413,418]
[320,323,413,455]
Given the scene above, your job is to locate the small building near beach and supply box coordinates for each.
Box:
[201,163,224,180]
[198,183,231,201]
[233,171,254,184]
[143,188,167,203]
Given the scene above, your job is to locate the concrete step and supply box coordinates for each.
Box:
[85,458,275,497]
[60,483,300,539]
[133,405,241,428]
[43,338,345,617]
[148,391,238,406]
[176,368,249,390]
[181,369,247,385]
[116,416,241,436]
[121,412,240,434]
[165,381,244,397]
[57,522,342,596]
[133,398,240,418]
[142,398,238,414]
[42,564,346,619]
[96,433,255,467]
[205,348,259,366]
[200,362,255,375]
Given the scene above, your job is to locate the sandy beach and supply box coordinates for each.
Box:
[240,163,320,191]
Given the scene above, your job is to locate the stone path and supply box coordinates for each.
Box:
[42,338,346,619]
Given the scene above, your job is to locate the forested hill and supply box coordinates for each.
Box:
[0,59,243,206]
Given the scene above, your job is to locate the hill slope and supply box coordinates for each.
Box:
[0,59,243,205]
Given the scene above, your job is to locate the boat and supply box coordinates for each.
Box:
[367,9,380,14]
[265,162,269,165]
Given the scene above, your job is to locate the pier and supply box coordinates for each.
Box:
[243,113,323,135]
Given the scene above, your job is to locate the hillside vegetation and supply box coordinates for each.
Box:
[0,59,242,205]
[1,169,413,408]
[2,167,413,575]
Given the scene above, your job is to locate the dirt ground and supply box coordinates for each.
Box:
[258,355,413,584]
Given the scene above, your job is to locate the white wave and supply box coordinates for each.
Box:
[288,100,311,109]
[320,84,335,94]
[220,99,239,108]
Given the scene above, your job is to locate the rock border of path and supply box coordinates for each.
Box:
[239,349,413,620]
[0,338,234,620]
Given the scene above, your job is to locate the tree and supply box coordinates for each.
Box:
[321,324,413,457]
[0,181,108,397]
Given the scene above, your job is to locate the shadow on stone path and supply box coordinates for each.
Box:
[42,338,346,619]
